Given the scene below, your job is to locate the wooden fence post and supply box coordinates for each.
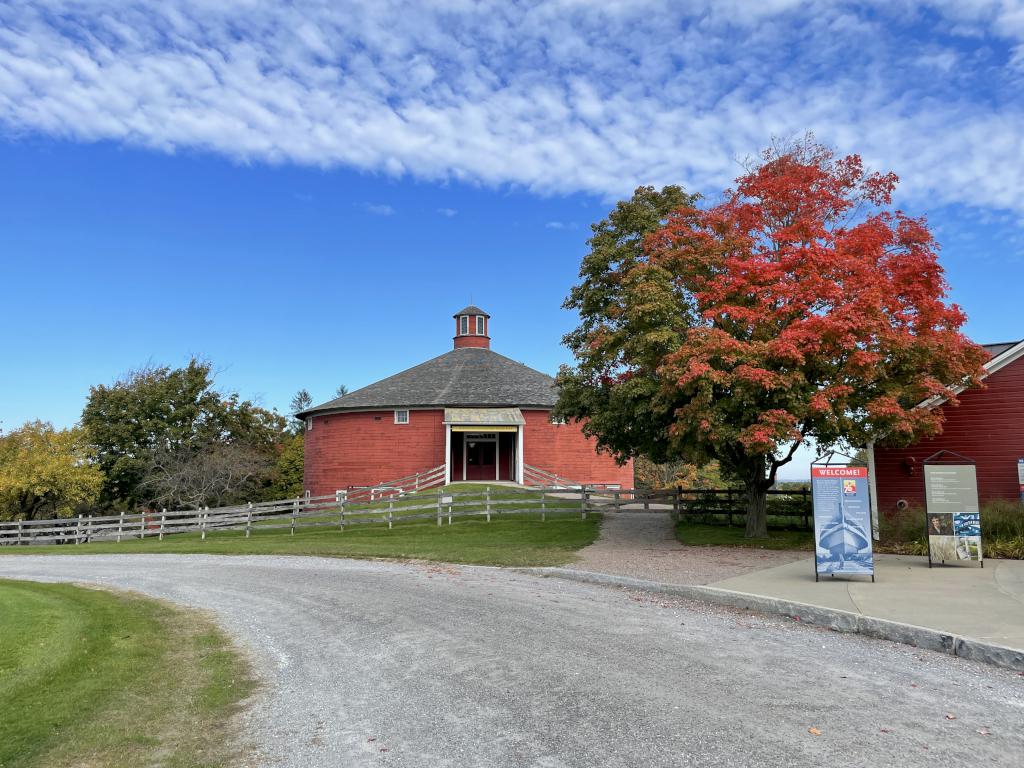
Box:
[388,499,394,530]
[159,509,166,541]
[582,486,588,519]
[541,489,546,522]
[485,486,491,522]
[727,490,734,526]
[336,490,346,532]
[290,500,298,536]
[246,502,253,538]
[436,493,442,527]
[16,519,23,546]
[201,506,209,540]
[674,486,682,523]
[117,511,125,543]
[75,514,83,544]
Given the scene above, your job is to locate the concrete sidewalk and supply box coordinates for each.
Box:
[712,554,1024,652]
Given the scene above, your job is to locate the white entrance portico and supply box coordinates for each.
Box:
[443,407,525,484]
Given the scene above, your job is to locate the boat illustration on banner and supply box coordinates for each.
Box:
[818,493,870,564]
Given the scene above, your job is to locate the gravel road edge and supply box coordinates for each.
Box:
[524,567,1024,673]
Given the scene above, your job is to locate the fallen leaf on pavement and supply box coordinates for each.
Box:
[808,727,821,736]
[945,714,957,720]
[880,728,892,734]
[977,728,991,736]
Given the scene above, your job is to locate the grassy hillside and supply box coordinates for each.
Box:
[0,579,255,768]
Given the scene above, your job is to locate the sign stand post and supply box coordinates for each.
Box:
[922,450,983,569]
[811,451,875,583]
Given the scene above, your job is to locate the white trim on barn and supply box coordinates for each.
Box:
[915,338,1024,411]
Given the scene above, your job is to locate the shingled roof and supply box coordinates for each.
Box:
[982,340,1020,359]
[299,347,557,416]
[453,304,489,317]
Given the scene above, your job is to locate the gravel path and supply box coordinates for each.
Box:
[1,554,1021,767]
[572,511,804,584]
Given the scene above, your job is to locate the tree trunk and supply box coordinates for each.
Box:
[744,481,769,538]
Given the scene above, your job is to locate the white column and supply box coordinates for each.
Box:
[516,424,524,484]
[444,424,451,485]
[867,441,880,541]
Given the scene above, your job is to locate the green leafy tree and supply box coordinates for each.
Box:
[556,141,986,537]
[634,457,725,491]
[267,433,305,499]
[82,359,287,509]
[290,389,313,434]
[0,421,103,520]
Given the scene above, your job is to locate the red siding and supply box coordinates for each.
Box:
[304,409,446,496]
[303,407,634,494]
[452,315,490,349]
[522,410,634,488]
[874,356,1024,510]
[453,334,490,349]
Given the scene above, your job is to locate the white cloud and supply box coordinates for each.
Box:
[437,207,458,217]
[0,1,1022,215]
[545,221,566,229]
[362,203,395,216]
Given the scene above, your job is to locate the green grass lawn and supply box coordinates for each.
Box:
[675,520,814,551]
[0,579,255,768]
[277,483,582,525]
[3,513,603,567]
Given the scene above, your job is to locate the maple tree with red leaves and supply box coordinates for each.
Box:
[555,137,988,537]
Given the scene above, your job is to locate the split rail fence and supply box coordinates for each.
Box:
[0,486,583,547]
[576,487,810,525]
[0,485,812,547]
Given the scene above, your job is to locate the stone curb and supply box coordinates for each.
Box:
[523,567,1024,674]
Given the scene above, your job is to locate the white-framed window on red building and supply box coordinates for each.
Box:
[460,315,469,335]
[394,409,410,424]
[476,315,484,334]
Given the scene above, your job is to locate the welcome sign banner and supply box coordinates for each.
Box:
[811,466,875,580]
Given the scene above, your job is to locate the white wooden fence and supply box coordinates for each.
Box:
[0,485,610,546]
[0,486,708,548]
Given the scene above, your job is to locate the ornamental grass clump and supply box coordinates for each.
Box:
[878,500,1024,559]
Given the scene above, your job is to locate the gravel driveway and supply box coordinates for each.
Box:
[572,511,804,584]
[1,555,1021,767]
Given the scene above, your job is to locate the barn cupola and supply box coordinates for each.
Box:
[453,305,491,349]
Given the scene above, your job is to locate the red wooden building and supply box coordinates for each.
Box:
[869,340,1024,511]
[299,305,633,495]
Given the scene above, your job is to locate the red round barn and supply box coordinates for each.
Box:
[299,305,633,495]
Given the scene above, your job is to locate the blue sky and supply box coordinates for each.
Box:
[1,1,1023,479]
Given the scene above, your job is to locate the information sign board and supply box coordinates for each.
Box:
[923,463,983,566]
[811,466,874,579]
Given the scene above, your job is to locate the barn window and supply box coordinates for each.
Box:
[394,409,410,424]
[305,417,313,431]
[476,315,484,334]
[460,315,468,335]
[550,415,566,425]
